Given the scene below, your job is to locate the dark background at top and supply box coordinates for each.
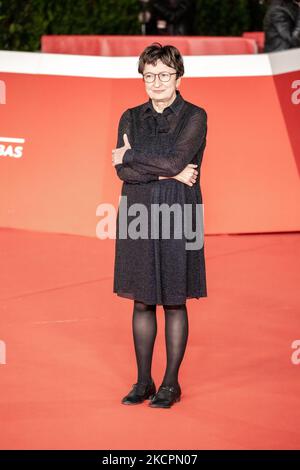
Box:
[0,0,267,52]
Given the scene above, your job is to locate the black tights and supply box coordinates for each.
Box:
[132,300,189,387]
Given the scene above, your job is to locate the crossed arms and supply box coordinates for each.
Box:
[114,107,207,184]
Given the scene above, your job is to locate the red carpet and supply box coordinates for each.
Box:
[0,228,299,449]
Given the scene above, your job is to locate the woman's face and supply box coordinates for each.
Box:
[143,59,181,102]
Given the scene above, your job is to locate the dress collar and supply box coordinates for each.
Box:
[141,89,184,118]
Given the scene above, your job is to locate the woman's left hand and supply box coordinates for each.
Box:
[112,134,131,166]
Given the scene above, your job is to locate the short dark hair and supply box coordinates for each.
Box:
[138,42,184,78]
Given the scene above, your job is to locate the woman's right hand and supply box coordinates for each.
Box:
[173,164,198,187]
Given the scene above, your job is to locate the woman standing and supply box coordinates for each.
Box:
[112,43,208,408]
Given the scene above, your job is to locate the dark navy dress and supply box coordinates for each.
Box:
[113,90,208,305]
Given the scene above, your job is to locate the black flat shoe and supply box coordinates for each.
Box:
[149,384,181,408]
[121,379,156,405]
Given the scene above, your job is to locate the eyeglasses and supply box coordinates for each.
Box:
[142,72,177,83]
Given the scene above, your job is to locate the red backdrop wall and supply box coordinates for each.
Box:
[0,50,300,237]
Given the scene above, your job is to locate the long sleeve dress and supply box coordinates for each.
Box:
[113,89,208,305]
